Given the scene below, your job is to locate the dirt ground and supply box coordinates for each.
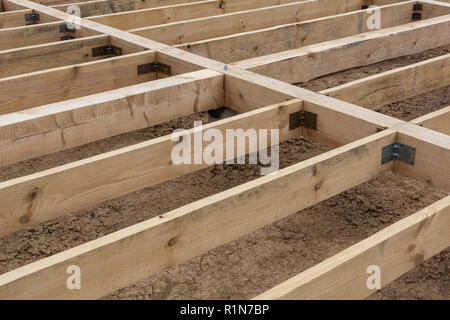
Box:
[0,46,448,300]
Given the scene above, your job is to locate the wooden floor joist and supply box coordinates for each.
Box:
[0,0,448,300]
[0,69,223,166]
[0,98,302,237]
[0,8,58,28]
[51,0,202,18]
[0,130,397,299]
[179,1,421,63]
[321,53,450,109]
[0,49,444,167]
[412,106,450,135]
[0,22,100,51]
[131,0,367,45]
[395,123,450,193]
[0,35,112,77]
[0,50,159,113]
[235,14,450,83]
[256,195,450,299]
[87,0,320,30]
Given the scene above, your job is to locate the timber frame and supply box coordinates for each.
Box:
[0,0,448,299]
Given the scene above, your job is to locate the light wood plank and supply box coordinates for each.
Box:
[0,50,160,114]
[223,73,403,147]
[0,35,148,77]
[0,35,111,77]
[235,15,450,83]
[0,8,58,28]
[179,1,416,63]
[255,195,450,299]
[1,0,26,11]
[321,54,450,109]
[411,106,450,135]
[0,130,396,299]
[88,0,314,30]
[52,0,203,18]
[4,0,406,148]
[132,0,363,45]
[395,123,450,192]
[0,69,224,166]
[0,0,416,143]
[0,99,303,237]
[0,22,100,51]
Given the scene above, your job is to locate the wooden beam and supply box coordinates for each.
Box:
[131,0,364,45]
[223,73,403,147]
[235,14,450,83]
[2,0,408,141]
[421,0,450,8]
[0,22,99,51]
[179,1,417,63]
[87,0,317,30]
[0,99,303,237]
[0,0,203,43]
[0,35,149,78]
[1,0,448,302]
[0,0,417,148]
[0,130,396,299]
[411,106,450,135]
[395,123,450,192]
[0,35,111,77]
[49,0,200,16]
[7,37,439,167]
[1,0,202,29]
[321,54,450,110]
[255,195,450,299]
[0,0,412,155]
[52,0,203,18]
[421,0,450,18]
[4,46,437,167]
[1,0,25,11]
[0,69,223,166]
[0,8,58,28]
[0,50,161,114]
[25,0,99,6]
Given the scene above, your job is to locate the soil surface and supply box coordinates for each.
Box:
[0,46,448,300]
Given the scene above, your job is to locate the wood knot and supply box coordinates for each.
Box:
[314,181,323,191]
[26,187,41,201]
[413,253,424,266]
[19,215,30,224]
[168,237,178,247]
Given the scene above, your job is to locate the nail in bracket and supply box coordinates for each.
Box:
[92,45,122,57]
[25,11,40,25]
[59,24,76,33]
[137,62,172,76]
[289,110,317,130]
[59,24,76,41]
[413,3,423,11]
[412,3,423,20]
[381,142,416,165]
[60,35,76,41]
